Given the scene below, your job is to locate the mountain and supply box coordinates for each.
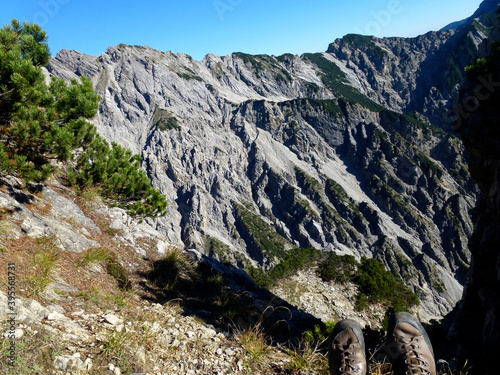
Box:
[441,0,499,31]
[45,1,496,320]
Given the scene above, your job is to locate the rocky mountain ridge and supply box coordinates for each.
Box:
[44,1,498,320]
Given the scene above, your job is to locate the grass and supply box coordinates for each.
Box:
[100,329,143,374]
[368,360,393,375]
[77,185,102,207]
[214,291,243,320]
[0,218,7,252]
[76,247,111,266]
[236,306,285,371]
[285,341,329,374]
[148,247,195,289]
[75,288,130,310]
[238,325,270,363]
[76,247,132,290]
[106,256,132,290]
[25,236,60,296]
[0,330,66,374]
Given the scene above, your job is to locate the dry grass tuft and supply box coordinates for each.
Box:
[26,236,61,296]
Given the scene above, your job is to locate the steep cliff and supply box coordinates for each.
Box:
[452,17,500,374]
[44,3,498,320]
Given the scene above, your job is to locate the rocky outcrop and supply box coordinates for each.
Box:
[0,176,100,253]
[0,175,167,257]
[43,2,500,320]
[0,290,288,374]
[452,21,500,375]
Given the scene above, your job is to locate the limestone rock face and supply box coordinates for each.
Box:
[0,178,100,253]
[44,3,497,319]
[325,15,496,131]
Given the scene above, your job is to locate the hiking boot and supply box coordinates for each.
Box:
[328,319,367,375]
[386,312,436,375]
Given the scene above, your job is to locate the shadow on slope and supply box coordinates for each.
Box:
[137,249,323,346]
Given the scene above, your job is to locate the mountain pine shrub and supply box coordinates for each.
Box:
[247,247,320,288]
[317,252,357,284]
[317,253,419,312]
[0,20,167,218]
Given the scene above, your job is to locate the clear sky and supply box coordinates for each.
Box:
[1,0,483,61]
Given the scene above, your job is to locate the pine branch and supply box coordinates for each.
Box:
[0,88,15,98]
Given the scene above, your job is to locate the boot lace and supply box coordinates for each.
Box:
[335,344,363,374]
[398,336,431,375]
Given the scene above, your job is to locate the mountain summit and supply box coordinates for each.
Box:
[441,0,499,30]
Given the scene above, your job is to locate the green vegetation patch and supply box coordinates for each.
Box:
[317,253,419,312]
[247,248,320,288]
[175,66,203,82]
[340,34,387,59]
[276,53,295,63]
[204,235,233,263]
[317,252,357,285]
[234,202,289,260]
[416,151,443,178]
[306,99,343,118]
[295,167,323,197]
[355,257,419,310]
[77,247,132,290]
[380,110,447,137]
[325,178,360,214]
[303,53,384,112]
[369,176,413,217]
[153,108,181,131]
[234,52,292,82]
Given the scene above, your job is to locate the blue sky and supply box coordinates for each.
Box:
[1,0,483,61]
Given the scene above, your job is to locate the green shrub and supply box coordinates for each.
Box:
[248,248,320,288]
[247,266,273,289]
[317,252,357,284]
[71,138,168,218]
[0,20,168,219]
[355,257,419,311]
[267,247,320,281]
[317,253,419,312]
[153,108,181,131]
